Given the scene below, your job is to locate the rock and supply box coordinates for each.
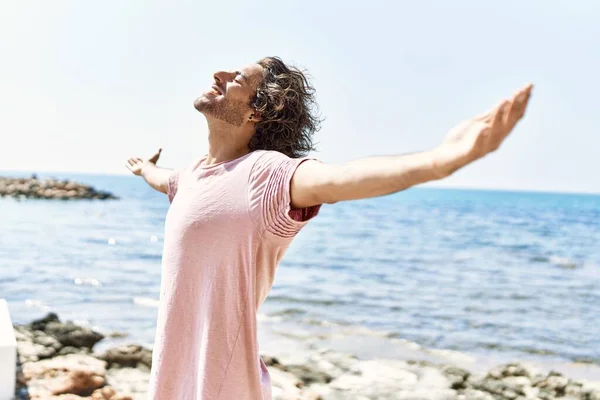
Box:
[14,325,62,363]
[443,365,471,380]
[262,355,282,367]
[105,367,150,399]
[0,176,117,200]
[58,346,92,356]
[479,378,505,395]
[502,376,532,394]
[52,369,106,396]
[107,331,128,339]
[564,382,583,397]
[269,367,304,398]
[27,313,104,349]
[587,389,600,400]
[536,372,569,395]
[447,373,466,389]
[457,388,495,400]
[90,385,134,400]
[523,385,540,399]
[99,345,153,369]
[21,354,107,398]
[503,388,520,399]
[283,364,332,385]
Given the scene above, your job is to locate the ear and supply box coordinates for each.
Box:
[248,111,262,123]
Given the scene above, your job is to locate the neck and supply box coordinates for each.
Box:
[204,118,254,165]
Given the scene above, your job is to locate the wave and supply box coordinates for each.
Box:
[133,297,160,308]
[267,295,346,306]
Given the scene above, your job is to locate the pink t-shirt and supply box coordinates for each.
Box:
[148,150,321,400]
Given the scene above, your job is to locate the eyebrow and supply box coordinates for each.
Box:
[236,71,248,82]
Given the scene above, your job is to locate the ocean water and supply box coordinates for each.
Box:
[1,172,599,368]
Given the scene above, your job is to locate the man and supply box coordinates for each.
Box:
[126,56,532,399]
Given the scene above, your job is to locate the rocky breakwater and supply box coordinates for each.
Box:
[0,176,117,200]
[13,313,600,400]
[13,313,147,400]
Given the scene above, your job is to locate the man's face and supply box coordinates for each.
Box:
[194,63,264,127]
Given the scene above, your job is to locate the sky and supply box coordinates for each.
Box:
[1,0,599,194]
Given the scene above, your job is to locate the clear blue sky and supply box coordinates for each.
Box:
[1,1,598,193]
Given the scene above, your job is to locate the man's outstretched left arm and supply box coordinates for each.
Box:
[290,84,533,209]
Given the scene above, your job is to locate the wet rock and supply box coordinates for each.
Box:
[27,313,105,349]
[99,345,153,369]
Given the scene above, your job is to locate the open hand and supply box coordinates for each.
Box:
[434,84,533,175]
[126,148,162,176]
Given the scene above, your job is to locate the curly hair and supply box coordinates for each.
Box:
[248,57,321,158]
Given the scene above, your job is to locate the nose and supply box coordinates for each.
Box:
[213,70,236,84]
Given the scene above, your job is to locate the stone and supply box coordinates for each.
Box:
[447,373,466,389]
[458,388,496,400]
[522,385,540,399]
[105,367,150,399]
[0,176,117,200]
[586,389,600,400]
[537,374,569,394]
[52,369,105,396]
[443,365,471,380]
[262,355,282,367]
[283,364,333,385]
[268,367,304,397]
[20,354,107,398]
[503,388,520,399]
[502,376,532,394]
[28,314,105,350]
[99,345,153,369]
[564,383,583,397]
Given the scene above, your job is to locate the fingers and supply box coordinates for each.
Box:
[149,148,162,164]
[505,83,533,128]
[513,83,533,118]
[491,99,511,130]
[477,83,533,123]
[151,148,162,157]
[474,103,499,121]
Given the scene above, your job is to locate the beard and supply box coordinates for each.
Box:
[194,95,247,127]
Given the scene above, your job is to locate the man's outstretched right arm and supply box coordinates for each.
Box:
[126,148,172,194]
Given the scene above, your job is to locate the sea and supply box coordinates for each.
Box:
[1,172,599,376]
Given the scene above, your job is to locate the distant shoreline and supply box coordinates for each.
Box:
[1,169,598,196]
[0,175,118,200]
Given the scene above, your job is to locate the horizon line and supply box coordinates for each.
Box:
[1,168,598,197]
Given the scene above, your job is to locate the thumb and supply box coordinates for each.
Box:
[149,148,162,163]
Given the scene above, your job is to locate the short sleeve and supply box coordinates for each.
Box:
[167,170,179,203]
[248,151,321,239]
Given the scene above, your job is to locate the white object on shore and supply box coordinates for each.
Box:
[0,299,16,400]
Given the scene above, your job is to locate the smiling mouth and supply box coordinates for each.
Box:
[208,85,222,96]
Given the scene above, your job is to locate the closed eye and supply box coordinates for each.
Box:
[235,71,247,85]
